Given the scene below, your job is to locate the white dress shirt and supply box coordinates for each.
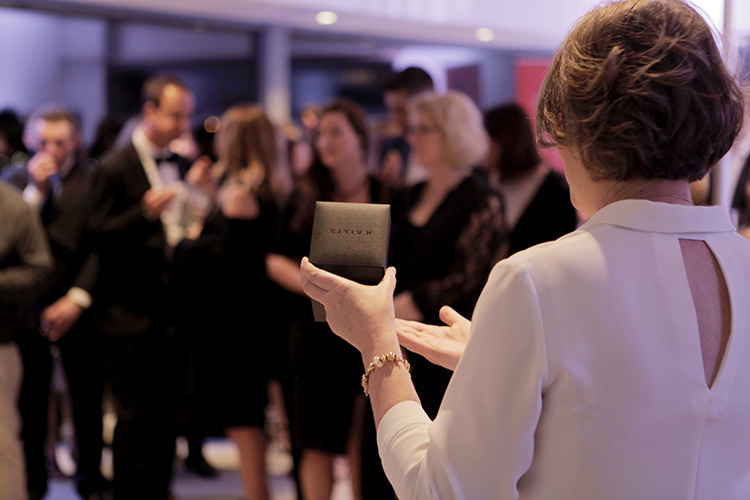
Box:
[131,125,189,248]
[378,199,750,500]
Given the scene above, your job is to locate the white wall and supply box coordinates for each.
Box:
[60,18,108,145]
[0,10,63,116]
[392,45,516,109]
[734,0,750,39]
[0,9,107,144]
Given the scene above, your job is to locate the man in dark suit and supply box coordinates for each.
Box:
[2,105,107,500]
[88,73,195,500]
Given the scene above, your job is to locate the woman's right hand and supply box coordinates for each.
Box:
[395,305,471,371]
[300,257,398,356]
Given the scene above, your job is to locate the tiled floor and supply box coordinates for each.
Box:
[45,438,354,500]
[42,359,357,500]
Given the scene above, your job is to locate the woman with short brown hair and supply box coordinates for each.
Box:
[300,1,750,498]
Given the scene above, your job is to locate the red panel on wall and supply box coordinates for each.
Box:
[515,57,563,173]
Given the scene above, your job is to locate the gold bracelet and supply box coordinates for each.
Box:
[361,352,411,397]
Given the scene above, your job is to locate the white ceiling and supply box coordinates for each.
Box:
[18,0,568,51]
[16,0,750,52]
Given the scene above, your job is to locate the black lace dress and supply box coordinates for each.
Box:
[360,174,505,500]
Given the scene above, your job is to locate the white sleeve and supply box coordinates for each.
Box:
[377,261,548,500]
[66,286,93,309]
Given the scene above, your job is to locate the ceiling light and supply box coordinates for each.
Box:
[315,11,338,25]
[475,27,495,42]
[204,116,221,134]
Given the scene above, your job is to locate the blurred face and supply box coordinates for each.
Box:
[384,89,410,132]
[407,111,446,170]
[143,84,195,148]
[315,111,363,171]
[29,118,79,168]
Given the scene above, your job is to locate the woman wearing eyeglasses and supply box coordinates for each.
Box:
[359,90,505,499]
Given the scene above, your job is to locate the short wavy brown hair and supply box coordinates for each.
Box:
[536,0,745,182]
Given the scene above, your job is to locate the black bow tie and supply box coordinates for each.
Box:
[155,152,180,164]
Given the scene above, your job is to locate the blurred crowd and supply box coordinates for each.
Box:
[10,63,708,500]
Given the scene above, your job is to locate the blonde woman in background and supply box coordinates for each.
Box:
[359,91,505,500]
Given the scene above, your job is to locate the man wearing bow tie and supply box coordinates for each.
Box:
[89,73,198,500]
[1,105,106,500]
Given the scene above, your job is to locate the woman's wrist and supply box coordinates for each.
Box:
[360,329,401,368]
[361,351,411,396]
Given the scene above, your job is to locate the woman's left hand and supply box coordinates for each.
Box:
[300,257,398,354]
[395,306,471,371]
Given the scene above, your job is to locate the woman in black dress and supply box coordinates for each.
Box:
[184,104,286,500]
[266,98,393,500]
[391,91,504,407]
[483,102,578,259]
[360,90,506,499]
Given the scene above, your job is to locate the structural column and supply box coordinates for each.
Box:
[713,0,739,208]
[258,25,292,125]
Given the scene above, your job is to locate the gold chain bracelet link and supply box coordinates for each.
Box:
[361,352,411,397]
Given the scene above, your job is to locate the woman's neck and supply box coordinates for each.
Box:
[408,165,472,227]
[599,178,694,210]
[424,164,471,195]
[330,161,369,202]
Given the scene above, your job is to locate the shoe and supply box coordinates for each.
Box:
[184,455,218,478]
[80,492,107,500]
[77,476,113,500]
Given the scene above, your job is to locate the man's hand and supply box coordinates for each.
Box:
[40,296,84,341]
[27,152,58,194]
[395,306,471,371]
[142,187,176,220]
[379,149,404,187]
[186,156,215,197]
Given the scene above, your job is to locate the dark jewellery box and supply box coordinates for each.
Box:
[309,201,391,322]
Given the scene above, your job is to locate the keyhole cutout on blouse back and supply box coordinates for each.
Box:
[679,239,731,388]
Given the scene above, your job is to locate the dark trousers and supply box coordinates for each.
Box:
[104,330,177,500]
[174,325,222,454]
[17,318,105,498]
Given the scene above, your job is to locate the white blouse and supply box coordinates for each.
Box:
[378,200,750,500]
